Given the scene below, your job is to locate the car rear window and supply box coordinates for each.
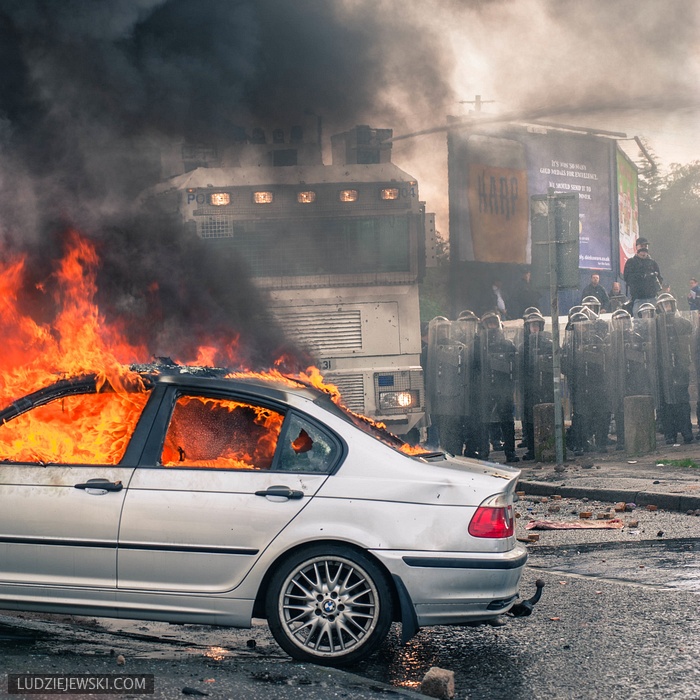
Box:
[161,395,285,470]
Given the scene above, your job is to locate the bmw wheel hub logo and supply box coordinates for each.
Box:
[323,599,336,614]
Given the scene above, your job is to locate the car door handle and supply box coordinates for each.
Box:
[255,486,304,500]
[74,479,123,492]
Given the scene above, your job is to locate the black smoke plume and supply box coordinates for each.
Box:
[0,0,454,368]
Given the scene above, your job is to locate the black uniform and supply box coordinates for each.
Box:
[623,254,661,303]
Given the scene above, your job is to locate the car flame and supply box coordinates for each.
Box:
[0,232,430,465]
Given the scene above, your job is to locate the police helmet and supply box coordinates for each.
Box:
[523,306,541,318]
[457,309,478,321]
[568,305,584,320]
[580,305,599,321]
[611,308,632,330]
[637,302,656,319]
[525,312,546,333]
[655,293,677,315]
[569,311,590,325]
[480,311,502,331]
[581,295,601,315]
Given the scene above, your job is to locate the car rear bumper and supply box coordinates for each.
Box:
[371,544,528,627]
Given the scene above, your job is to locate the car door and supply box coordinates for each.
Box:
[0,386,152,589]
[117,389,341,593]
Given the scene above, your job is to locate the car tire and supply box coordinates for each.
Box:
[265,544,393,666]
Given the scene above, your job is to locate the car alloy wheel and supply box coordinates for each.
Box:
[266,545,392,666]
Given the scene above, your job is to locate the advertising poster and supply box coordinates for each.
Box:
[450,126,615,271]
[616,147,639,274]
[520,130,613,270]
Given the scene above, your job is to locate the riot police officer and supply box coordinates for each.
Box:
[426,316,468,455]
[475,312,519,462]
[655,293,694,444]
[564,309,610,454]
[521,312,554,461]
[456,310,480,458]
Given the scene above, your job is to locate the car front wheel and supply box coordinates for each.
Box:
[266,545,392,666]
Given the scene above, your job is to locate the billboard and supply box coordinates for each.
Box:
[448,124,615,271]
[616,147,639,275]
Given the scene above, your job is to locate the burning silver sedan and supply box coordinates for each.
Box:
[0,364,532,666]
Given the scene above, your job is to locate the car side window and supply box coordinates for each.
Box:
[0,391,150,465]
[161,394,284,470]
[276,413,338,473]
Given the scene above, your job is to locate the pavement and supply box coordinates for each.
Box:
[511,432,700,512]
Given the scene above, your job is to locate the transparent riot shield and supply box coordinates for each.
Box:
[608,312,628,430]
[692,312,700,426]
[528,330,554,408]
[453,315,478,419]
[426,317,464,417]
[656,312,693,405]
[477,324,517,425]
[476,317,518,457]
[566,313,610,452]
[630,315,660,407]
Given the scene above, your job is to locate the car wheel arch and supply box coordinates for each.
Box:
[252,539,401,624]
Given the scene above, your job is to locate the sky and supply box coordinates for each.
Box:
[0,0,697,355]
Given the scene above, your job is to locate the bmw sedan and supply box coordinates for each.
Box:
[0,364,528,666]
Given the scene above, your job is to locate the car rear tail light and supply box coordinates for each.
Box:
[468,493,514,538]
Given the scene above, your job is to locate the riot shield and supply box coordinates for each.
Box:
[529,330,554,407]
[426,317,464,416]
[453,315,478,418]
[476,317,518,457]
[630,315,659,406]
[566,313,610,451]
[608,313,628,430]
[692,312,700,427]
[656,312,693,405]
[477,324,517,425]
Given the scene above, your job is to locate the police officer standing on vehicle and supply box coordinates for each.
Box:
[655,293,694,444]
[623,237,662,316]
[474,312,519,463]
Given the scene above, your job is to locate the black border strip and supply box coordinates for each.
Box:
[0,536,257,556]
[403,552,528,570]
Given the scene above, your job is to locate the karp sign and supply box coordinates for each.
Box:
[187,192,208,205]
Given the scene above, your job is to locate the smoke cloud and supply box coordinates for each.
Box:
[0,0,455,368]
[0,0,697,367]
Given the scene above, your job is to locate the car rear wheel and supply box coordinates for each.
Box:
[266,545,392,666]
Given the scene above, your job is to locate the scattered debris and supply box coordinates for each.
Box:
[645,504,658,512]
[116,654,125,666]
[526,519,624,530]
[182,688,209,697]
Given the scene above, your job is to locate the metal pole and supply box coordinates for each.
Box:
[547,189,565,465]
